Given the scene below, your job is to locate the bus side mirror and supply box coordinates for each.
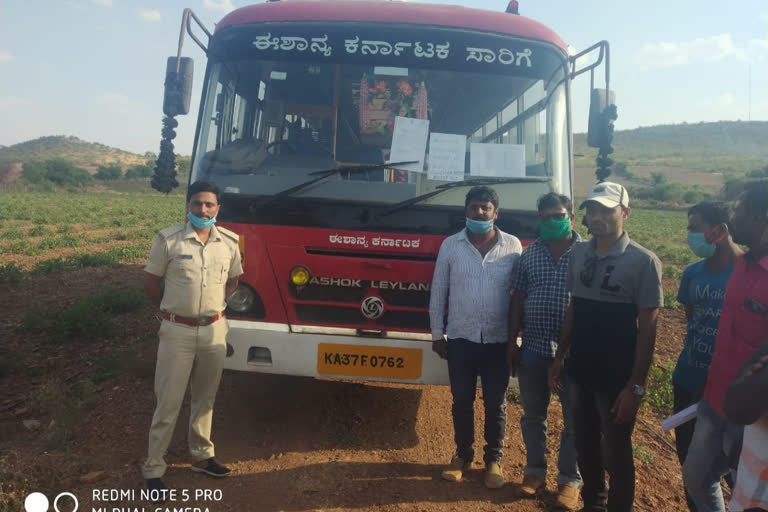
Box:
[587,88,616,148]
[163,56,194,117]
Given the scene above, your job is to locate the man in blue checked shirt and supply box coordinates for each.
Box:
[507,192,582,509]
[429,185,522,490]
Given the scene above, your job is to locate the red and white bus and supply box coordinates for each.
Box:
[158,0,613,385]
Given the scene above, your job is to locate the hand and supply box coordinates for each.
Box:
[745,354,768,377]
[611,386,642,424]
[548,357,564,393]
[507,344,521,377]
[432,338,448,360]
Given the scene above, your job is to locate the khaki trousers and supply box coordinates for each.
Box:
[142,318,228,479]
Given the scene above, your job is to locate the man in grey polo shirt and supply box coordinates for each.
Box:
[548,182,663,512]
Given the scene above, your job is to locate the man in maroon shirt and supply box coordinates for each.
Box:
[683,179,768,512]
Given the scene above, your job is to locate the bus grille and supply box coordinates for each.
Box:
[294,305,430,330]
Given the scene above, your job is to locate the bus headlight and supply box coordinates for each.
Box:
[290,265,311,286]
[226,284,255,313]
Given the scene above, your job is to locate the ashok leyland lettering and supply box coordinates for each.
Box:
[153,0,616,385]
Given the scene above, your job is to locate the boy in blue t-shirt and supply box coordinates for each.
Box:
[674,201,743,512]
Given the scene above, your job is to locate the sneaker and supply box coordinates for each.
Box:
[440,456,471,482]
[484,462,504,489]
[145,478,166,503]
[190,457,231,477]
[554,484,580,510]
[518,474,545,497]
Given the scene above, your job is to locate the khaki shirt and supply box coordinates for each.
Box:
[144,223,244,318]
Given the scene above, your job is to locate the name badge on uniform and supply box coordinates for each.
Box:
[177,254,193,260]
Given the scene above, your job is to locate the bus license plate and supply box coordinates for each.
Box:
[317,343,423,380]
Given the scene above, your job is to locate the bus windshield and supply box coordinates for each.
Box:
[192,29,570,212]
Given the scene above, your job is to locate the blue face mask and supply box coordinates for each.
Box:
[188,211,216,229]
[687,232,716,258]
[466,217,494,234]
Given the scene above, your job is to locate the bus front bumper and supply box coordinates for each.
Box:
[223,319,456,385]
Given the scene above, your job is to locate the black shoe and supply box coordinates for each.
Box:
[190,457,231,477]
[145,478,166,503]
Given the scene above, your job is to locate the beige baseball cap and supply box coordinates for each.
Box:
[581,181,629,209]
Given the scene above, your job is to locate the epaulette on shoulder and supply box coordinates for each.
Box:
[158,224,186,239]
[216,226,240,243]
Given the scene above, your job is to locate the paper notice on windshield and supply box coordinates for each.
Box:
[389,116,429,173]
[470,143,526,178]
[427,133,466,182]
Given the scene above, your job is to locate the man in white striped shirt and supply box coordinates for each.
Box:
[429,185,522,490]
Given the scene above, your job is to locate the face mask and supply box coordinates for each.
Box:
[540,217,571,241]
[687,232,716,258]
[188,211,216,229]
[466,217,494,234]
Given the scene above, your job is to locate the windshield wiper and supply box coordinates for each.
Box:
[376,176,550,218]
[260,161,418,206]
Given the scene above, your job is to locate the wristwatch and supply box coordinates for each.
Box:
[631,384,645,397]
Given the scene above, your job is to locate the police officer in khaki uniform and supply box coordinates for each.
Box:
[142,181,243,492]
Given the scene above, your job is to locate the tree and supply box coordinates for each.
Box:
[650,172,667,185]
[95,164,122,181]
[22,161,48,183]
[125,164,153,179]
[45,158,92,187]
[176,156,191,177]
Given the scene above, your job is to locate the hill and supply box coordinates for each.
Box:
[575,120,768,161]
[573,120,768,196]
[0,136,149,170]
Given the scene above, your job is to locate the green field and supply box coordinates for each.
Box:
[0,192,185,276]
[1,191,693,288]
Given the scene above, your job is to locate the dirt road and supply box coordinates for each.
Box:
[1,268,690,511]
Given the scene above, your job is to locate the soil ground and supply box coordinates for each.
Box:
[1,266,694,512]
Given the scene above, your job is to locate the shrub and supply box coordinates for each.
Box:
[44,158,92,187]
[683,189,706,204]
[633,445,657,466]
[27,224,51,237]
[0,263,24,283]
[21,161,48,184]
[21,287,147,343]
[646,362,674,416]
[664,288,681,311]
[29,378,96,448]
[663,265,683,280]
[95,164,122,181]
[124,164,153,179]
[1,227,25,240]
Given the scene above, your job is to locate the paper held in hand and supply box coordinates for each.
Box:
[660,403,698,431]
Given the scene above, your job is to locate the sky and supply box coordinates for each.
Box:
[0,0,766,155]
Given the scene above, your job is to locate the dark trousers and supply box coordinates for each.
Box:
[570,379,636,512]
[446,338,509,465]
[673,383,700,512]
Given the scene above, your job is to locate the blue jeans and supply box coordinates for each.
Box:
[446,338,509,465]
[518,350,581,487]
[682,399,743,512]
